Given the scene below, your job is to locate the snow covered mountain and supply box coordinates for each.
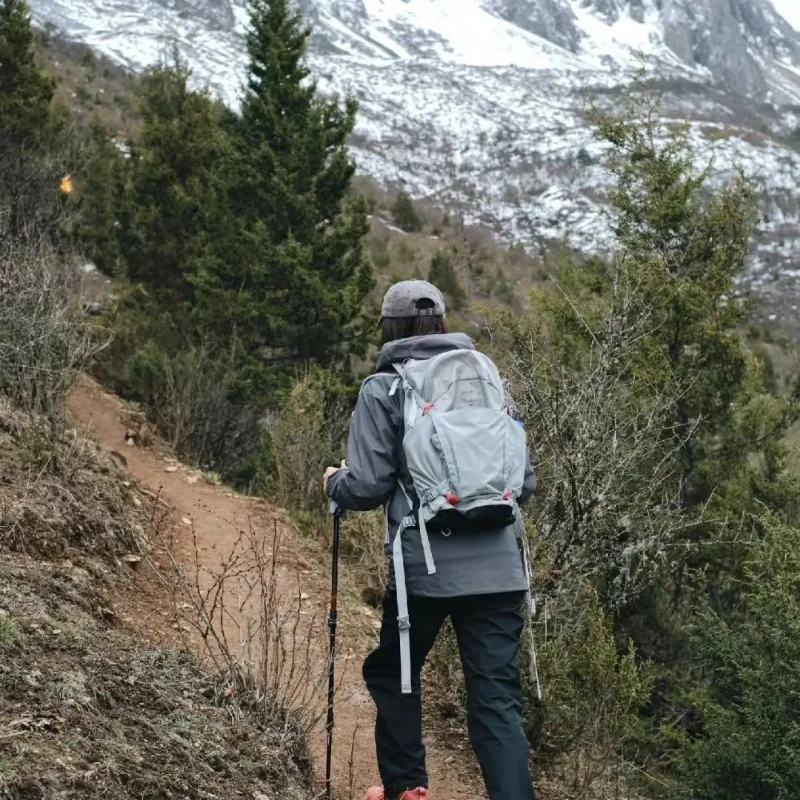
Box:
[29,0,800,320]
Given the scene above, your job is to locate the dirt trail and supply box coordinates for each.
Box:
[68,378,485,800]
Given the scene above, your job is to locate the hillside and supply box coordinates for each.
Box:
[0,398,313,799]
[34,31,139,136]
[31,32,545,337]
[26,0,800,330]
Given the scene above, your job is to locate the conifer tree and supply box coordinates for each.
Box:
[0,0,65,240]
[0,0,53,144]
[119,57,236,300]
[392,190,423,232]
[429,250,465,310]
[73,121,126,274]
[587,73,791,515]
[228,0,372,368]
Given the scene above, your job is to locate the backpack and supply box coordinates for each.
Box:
[387,349,539,697]
[393,348,528,534]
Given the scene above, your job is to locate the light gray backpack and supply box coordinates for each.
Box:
[388,349,538,695]
[394,348,528,534]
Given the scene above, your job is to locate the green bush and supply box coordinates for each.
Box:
[95,287,264,478]
[678,515,800,800]
[368,231,392,268]
[0,613,21,650]
[126,342,264,477]
[527,582,653,793]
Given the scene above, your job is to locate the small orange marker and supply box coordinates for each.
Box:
[60,174,73,195]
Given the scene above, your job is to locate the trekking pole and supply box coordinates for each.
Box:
[326,499,344,800]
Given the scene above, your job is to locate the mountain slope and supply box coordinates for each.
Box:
[29,0,800,322]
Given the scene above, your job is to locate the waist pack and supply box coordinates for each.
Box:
[387,349,534,695]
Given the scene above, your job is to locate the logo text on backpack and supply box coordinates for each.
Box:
[459,387,482,406]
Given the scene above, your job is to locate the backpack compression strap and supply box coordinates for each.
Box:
[387,365,437,694]
[392,480,436,696]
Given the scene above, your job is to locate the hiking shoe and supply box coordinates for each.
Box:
[363,788,428,800]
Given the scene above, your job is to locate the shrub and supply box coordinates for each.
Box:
[0,612,21,650]
[340,509,388,604]
[496,253,687,609]
[428,250,466,310]
[393,240,417,266]
[266,367,351,512]
[126,342,264,478]
[368,231,392,268]
[0,242,108,433]
[678,515,800,799]
[528,582,653,794]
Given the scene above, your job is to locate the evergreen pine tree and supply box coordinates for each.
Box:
[119,56,237,301]
[73,121,126,274]
[0,0,66,241]
[587,72,793,516]
[228,0,372,369]
[429,250,465,310]
[579,70,800,772]
[392,189,423,232]
[679,514,800,799]
[0,0,53,144]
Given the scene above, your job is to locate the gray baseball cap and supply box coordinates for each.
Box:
[381,280,446,319]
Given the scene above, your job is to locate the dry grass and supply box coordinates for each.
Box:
[0,401,314,799]
[146,506,333,741]
[0,398,143,561]
[0,555,312,800]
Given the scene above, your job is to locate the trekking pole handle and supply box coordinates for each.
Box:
[329,499,344,518]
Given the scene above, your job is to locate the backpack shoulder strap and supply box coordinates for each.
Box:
[360,371,394,388]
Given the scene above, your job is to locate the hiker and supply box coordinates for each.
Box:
[323,280,537,800]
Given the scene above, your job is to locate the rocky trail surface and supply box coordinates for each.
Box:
[67,377,486,800]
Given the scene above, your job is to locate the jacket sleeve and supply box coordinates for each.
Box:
[327,379,398,511]
[519,454,537,506]
[504,386,537,506]
[514,408,537,506]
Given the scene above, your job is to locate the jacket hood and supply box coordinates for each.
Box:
[376,332,475,371]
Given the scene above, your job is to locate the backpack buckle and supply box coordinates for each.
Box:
[397,615,411,631]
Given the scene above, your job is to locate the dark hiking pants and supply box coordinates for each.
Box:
[363,591,535,800]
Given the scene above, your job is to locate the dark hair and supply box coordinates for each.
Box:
[381,298,449,345]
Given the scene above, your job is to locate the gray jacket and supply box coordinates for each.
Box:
[328,333,536,597]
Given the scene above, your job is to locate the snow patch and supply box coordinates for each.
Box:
[771,0,800,32]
